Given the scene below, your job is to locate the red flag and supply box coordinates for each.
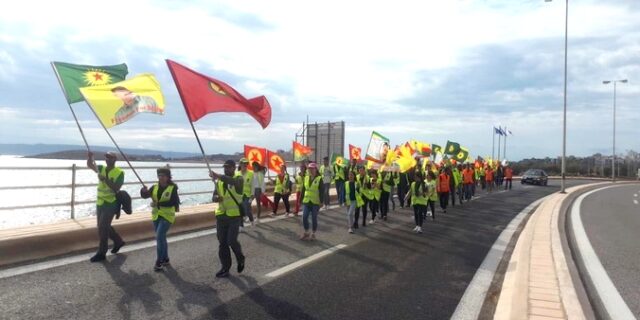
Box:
[349,144,362,160]
[244,145,266,168]
[293,141,312,161]
[166,59,272,128]
[266,150,285,174]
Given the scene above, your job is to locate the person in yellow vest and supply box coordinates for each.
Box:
[294,163,307,215]
[87,151,125,263]
[425,171,438,220]
[237,158,255,227]
[271,164,292,217]
[334,160,346,207]
[369,171,381,224]
[209,160,245,278]
[356,166,371,228]
[140,167,180,271]
[379,170,393,221]
[406,172,427,233]
[251,162,266,222]
[345,171,363,234]
[319,157,333,209]
[300,162,324,240]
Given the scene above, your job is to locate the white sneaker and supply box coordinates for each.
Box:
[427,211,432,217]
[413,226,419,232]
[369,219,375,224]
[418,227,423,234]
[239,226,244,233]
[244,217,250,223]
[348,228,354,234]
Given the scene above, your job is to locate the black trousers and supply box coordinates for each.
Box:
[439,192,449,210]
[369,199,379,220]
[397,184,408,207]
[426,200,436,220]
[505,179,512,190]
[355,198,369,227]
[380,191,390,218]
[96,204,124,256]
[413,204,426,226]
[273,192,290,214]
[216,215,244,271]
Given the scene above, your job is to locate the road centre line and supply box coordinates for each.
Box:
[265,244,347,278]
[571,185,635,320]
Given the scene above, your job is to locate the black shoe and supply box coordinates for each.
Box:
[111,241,125,254]
[154,261,164,272]
[90,254,106,262]
[237,258,245,273]
[216,269,230,278]
[161,258,171,267]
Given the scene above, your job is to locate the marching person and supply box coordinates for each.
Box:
[379,170,392,221]
[251,162,266,223]
[87,151,125,262]
[437,167,450,214]
[369,170,381,224]
[237,159,255,227]
[345,171,363,234]
[450,165,461,206]
[406,172,427,233]
[294,163,307,215]
[355,166,370,228]
[140,167,180,271]
[397,171,409,208]
[300,163,324,240]
[271,164,292,217]
[462,163,475,201]
[485,165,495,193]
[210,160,245,278]
[504,165,513,190]
[334,159,346,207]
[425,171,438,220]
[319,157,333,209]
[390,171,398,211]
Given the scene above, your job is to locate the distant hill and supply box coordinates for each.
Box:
[0,143,199,159]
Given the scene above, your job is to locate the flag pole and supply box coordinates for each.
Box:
[79,92,146,187]
[165,60,213,173]
[503,126,508,160]
[50,62,91,152]
[491,127,495,160]
[497,127,502,160]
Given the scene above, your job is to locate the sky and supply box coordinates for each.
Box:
[1,0,639,160]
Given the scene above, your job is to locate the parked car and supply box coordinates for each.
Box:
[521,169,548,185]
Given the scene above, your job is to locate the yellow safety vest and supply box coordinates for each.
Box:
[97,165,123,206]
[426,179,438,201]
[274,172,290,194]
[295,173,304,192]
[239,170,253,197]
[381,173,392,192]
[152,184,176,223]
[303,175,322,205]
[410,182,427,206]
[345,181,364,207]
[372,179,381,200]
[215,175,242,217]
[334,164,345,180]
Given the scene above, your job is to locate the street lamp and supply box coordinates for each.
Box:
[602,79,628,182]
[545,0,568,193]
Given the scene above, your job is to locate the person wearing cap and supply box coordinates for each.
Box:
[237,158,255,226]
[87,151,126,262]
[140,167,180,271]
[210,160,245,278]
[300,162,324,240]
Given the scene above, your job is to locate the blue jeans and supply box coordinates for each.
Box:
[463,184,473,200]
[335,180,345,205]
[153,217,171,262]
[302,203,319,232]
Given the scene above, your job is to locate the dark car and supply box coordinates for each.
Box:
[521,169,548,185]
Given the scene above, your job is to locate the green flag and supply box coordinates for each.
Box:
[52,61,128,104]
[431,144,442,155]
[444,140,461,155]
[331,153,345,167]
[452,147,469,162]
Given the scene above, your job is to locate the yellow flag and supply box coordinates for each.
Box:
[79,73,165,128]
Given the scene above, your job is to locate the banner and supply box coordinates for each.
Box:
[444,140,461,155]
[244,145,267,168]
[267,150,285,174]
[52,61,128,104]
[331,153,346,167]
[365,131,391,164]
[349,144,362,161]
[293,141,312,161]
[79,73,165,128]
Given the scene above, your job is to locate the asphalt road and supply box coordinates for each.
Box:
[0,179,586,320]
[579,183,640,317]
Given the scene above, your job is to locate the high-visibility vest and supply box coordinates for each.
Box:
[151,184,176,223]
[410,182,427,206]
[372,179,381,200]
[381,173,392,192]
[393,173,400,186]
[295,173,304,192]
[438,174,451,193]
[97,165,123,206]
[426,179,438,201]
[357,173,373,200]
[462,169,474,184]
[238,170,253,197]
[452,168,462,186]
[485,170,494,181]
[275,172,290,194]
[334,164,345,181]
[505,168,513,179]
[303,175,322,205]
[345,181,364,207]
[215,174,242,217]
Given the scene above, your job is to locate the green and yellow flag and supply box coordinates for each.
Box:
[452,147,470,162]
[52,61,128,104]
[79,74,165,128]
[331,153,346,167]
[444,140,461,155]
[431,144,442,155]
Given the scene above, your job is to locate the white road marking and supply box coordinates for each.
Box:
[450,195,549,320]
[571,185,636,320]
[0,208,312,280]
[265,244,347,278]
[634,193,637,197]
[633,199,638,205]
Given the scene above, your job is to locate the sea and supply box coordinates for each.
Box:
[0,155,294,230]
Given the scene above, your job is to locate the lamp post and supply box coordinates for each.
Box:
[545,0,568,193]
[602,79,628,182]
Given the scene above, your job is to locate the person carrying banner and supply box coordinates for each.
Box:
[355,166,370,228]
[300,163,324,240]
[210,160,245,278]
[369,171,381,224]
[140,167,180,271]
[379,170,393,220]
[345,171,362,234]
[87,151,125,262]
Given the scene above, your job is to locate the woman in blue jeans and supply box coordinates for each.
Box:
[300,162,324,241]
[141,167,180,271]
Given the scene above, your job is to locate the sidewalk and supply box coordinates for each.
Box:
[494,183,606,320]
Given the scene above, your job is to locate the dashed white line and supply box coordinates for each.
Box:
[265,244,347,278]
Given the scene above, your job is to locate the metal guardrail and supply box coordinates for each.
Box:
[0,164,224,219]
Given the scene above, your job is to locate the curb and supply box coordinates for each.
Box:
[494,182,607,320]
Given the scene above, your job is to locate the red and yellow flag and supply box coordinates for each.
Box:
[244,145,266,168]
[292,141,312,161]
[267,150,285,174]
[349,144,362,161]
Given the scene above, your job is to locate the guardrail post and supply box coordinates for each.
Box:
[71,164,76,219]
